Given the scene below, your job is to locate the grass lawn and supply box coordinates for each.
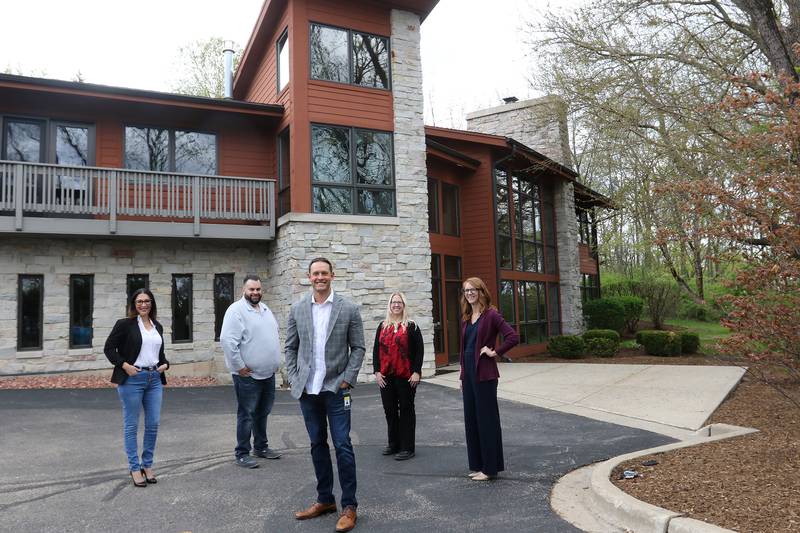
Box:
[664,317,731,344]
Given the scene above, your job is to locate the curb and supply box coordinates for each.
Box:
[556,423,758,533]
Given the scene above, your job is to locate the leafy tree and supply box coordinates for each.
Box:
[171,37,242,98]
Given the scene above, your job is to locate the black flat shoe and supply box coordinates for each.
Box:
[141,469,157,484]
[382,446,398,456]
[130,471,147,487]
[394,451,415,461]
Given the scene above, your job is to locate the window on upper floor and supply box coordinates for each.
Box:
[2,116,94,167]
[311,123,395,216]
[309,23,390,89]
[427,178,459,236]
[124,127,217,175]
[427,178,439,233]
[277,29,290,93]
[495,168,557,274]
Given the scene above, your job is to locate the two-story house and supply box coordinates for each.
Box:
[0,0,607,380]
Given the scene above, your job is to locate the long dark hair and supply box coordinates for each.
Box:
[127,288,157,320]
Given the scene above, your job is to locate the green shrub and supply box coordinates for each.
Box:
[615,295,644,333]
[583,329,621,342]
[680,332,701,354]
[547,335,585,359]
[583,297,626,332]
[638,330,682,356]
[635,331,645,345]
[585,337,618,357]
[638,279,681,329]
[679,300,708,321]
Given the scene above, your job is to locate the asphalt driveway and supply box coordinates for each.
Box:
[0,383,672,532]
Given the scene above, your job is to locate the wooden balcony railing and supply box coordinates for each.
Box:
[0,161,275,240]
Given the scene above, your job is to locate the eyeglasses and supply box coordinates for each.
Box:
[390,301,404,306]
[135,299,152,305]
[463,288,479,295]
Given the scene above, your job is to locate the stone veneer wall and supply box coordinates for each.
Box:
[0,236,269,375]
[259,9,433,385]
[465,96,584,334]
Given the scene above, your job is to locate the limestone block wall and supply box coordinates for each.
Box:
[0,236,268,376]
[466,96,573,169]
[554,182,583,334]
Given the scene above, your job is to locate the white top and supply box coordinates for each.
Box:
[220,297,281,379]
[134,316,162,368]
[305,290,334,395]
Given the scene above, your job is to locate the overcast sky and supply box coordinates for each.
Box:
[0,0,583,128]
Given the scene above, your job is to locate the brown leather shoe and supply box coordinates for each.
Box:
[335,506,357,532]
[294,502,337,520]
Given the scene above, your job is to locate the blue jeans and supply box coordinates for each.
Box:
[232,374,276,457]
[117,370,163,472]
[298,389,357,509]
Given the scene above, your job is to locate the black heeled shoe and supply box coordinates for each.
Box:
[130,471,147,487]
[141,468,157,484]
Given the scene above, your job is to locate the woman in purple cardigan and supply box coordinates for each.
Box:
[459,277,519,481]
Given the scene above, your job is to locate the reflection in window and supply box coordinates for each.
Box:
[352,32,389,88]
[442,183,459,236]
[214,274,235,341]
[427,178,439,233]
[55,126,89,166]
[277,30,290,92]
[518,281,547,345]
[4,120,43,162]
[18,274,44,350]
[581,273,600,303]
[310,23,390,89]
[70,275,93,348]
[310,24,348,82]
[312,124,395,215]
[172,274,193,343]
[176,131,216,174]
[124,127,217,175]
[499,280,516,326]
[126,274,150,308]
[548,283,561,336]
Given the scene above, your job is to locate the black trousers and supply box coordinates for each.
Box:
[379,375,417,453]
[462,374,504,476]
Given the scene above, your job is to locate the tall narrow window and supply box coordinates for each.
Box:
[172,274,193,343]
[518,281,547,345]
[69,275,93,348]
[430,254,444,353]
[126,274,150,305]
[444,255,462,363]
[277,29,290,92]
[548,283,562,336]
[214,273,235,341]
[18,274,44,350]
[427,178,439,233]
[496,169,512,268]
[277,127,291,217]
[441,182,460,236]
[499,280,516,326]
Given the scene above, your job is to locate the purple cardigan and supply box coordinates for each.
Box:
[459,308,520,382]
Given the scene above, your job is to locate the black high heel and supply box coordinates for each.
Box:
[141,468,157,484]
[130,471,147,487]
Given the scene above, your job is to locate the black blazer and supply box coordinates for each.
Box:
[104,317,169,385]
[372,321,424,375]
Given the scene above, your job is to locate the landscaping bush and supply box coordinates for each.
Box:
[585,337,618,357]
[615,295,644,333]
[547,335,585,359]
[638,330,682,356]
[680,332,701,354]
[582,297,626,332]
[583,329,621,343]
[637,279,681,329]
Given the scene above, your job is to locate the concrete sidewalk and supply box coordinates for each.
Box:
[428,362,747,439]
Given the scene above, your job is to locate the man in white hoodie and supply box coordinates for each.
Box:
[220,274,283,468]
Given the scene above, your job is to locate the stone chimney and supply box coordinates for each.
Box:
[466,95,573,168]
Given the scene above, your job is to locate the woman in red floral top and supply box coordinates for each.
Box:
[372,292,424,461]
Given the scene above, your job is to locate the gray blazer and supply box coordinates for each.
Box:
[284,292,366,400]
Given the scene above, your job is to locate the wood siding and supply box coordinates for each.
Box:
[579,243,599,275]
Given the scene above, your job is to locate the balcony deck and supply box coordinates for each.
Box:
[0,161,275,240]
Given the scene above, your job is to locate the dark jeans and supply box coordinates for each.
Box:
[298,389,357,509]
[379,376,416,453]
[232,374,276,457]
[462,371,504,476]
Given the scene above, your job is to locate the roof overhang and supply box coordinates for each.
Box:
[0,73,284,118]
[426,138,481,170]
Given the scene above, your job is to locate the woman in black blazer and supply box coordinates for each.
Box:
[104,288,169,487]
[372,292,424,460]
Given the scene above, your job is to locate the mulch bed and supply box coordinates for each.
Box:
[0,374,218,389]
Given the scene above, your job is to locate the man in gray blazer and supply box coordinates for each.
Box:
[285,257,365,533]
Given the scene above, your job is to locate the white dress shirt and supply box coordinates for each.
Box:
[134,316,162,368]
[305,290,334,395]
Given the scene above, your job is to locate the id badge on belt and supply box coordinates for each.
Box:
[343,391,351,410]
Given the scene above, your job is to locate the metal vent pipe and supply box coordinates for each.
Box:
[223,41,234,99]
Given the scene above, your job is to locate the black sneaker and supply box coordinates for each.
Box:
[235,455,259,468]
[381,446,398,456]
[253,448,282,459]
[394,451,415,461]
